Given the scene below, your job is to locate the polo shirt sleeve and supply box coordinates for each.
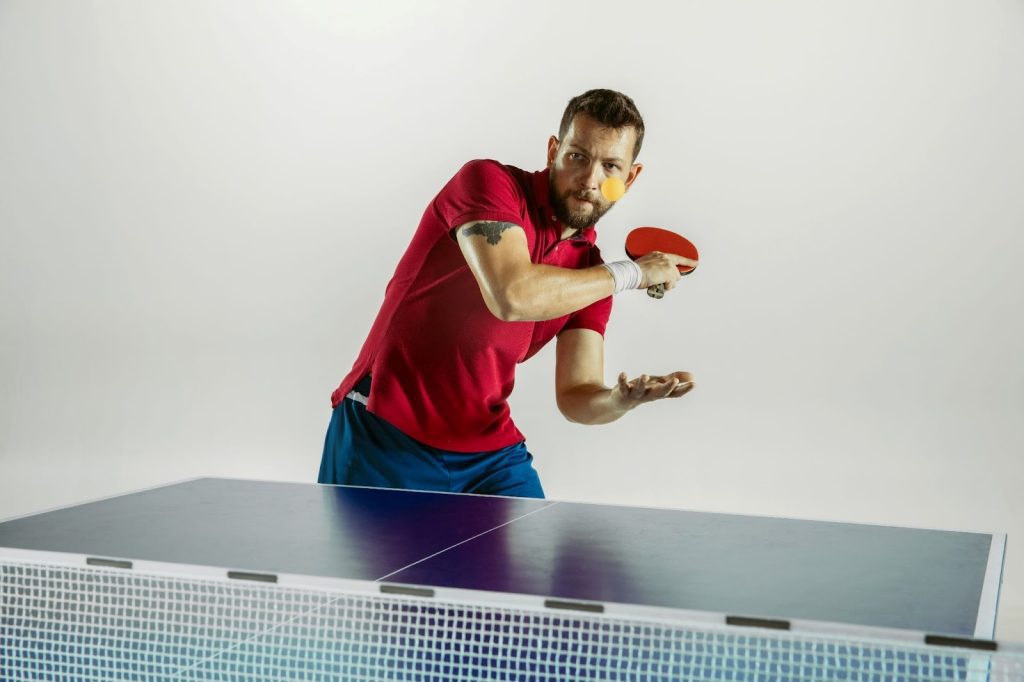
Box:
[561,294,613,337]
[561,241,613,336]
[433,159,525,233]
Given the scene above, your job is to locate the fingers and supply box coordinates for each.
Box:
[650,376,679,399]
[667,253,699,269]
[670,380,695,397]
[664,371,695,397]
[615,371,645,404]
[617,372,695,404]
[629,374,649,401]
[635,251,685,292]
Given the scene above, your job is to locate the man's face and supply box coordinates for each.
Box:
[547,114,643,231]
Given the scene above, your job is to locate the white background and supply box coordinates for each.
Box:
[2,0,1022,639]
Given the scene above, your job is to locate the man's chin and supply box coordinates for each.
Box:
[568,205,609,228]
[552,196,610,229]
[573,214,595,226]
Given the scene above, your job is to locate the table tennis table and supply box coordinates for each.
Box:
[1,477,1021,680]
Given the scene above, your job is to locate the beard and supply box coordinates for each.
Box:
[549,174,614,231]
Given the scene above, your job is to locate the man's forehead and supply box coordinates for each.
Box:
[563,115,636,157]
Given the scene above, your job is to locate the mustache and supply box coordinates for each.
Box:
[569,190,600,203]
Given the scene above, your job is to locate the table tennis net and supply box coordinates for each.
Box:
[2,560,1023,681]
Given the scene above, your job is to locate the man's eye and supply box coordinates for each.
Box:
[605,163,620,172]
[569,153,584,161]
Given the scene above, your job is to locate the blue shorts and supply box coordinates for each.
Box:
[318,376,545,499]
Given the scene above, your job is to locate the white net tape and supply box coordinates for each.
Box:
[2,561,1023,681]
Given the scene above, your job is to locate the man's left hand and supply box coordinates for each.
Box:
[612,371,695,410]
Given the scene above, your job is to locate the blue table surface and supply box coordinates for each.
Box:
[0,477,1001,637]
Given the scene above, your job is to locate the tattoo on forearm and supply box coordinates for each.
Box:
[462,221,516,245]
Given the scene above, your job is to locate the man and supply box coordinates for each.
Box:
[320,89,696,499]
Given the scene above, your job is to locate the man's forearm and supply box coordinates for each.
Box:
[496,264,614,322]
[556,383,632,425]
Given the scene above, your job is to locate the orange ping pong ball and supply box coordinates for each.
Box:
[600,176,626,202]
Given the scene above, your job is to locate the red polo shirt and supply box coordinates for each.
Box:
[330,159,612,452]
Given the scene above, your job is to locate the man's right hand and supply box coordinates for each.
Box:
[635,252,696,292]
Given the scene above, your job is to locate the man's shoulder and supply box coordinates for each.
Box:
[456,158,527,179]
[446,159,532,198]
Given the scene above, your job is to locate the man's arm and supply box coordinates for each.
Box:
[455,220,615,322]
[555,328,695,425]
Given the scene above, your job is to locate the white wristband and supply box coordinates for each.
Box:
[602,260,644,294]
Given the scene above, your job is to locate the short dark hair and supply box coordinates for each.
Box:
[558,89,645,160]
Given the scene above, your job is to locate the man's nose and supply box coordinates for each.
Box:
[577,162,603,190]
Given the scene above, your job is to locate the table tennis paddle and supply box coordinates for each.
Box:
[624,226,699,299]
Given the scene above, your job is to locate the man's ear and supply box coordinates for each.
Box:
[625,163,644,190]
[546,136,559,168]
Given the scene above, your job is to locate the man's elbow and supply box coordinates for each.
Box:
[557,401,582,424]
[556,391,597,425]
[482,296,519,322]
[560,408,588,425]
[483,283,530,322]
